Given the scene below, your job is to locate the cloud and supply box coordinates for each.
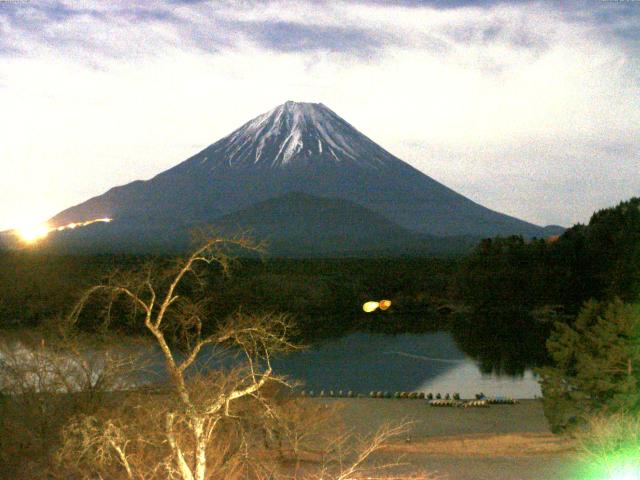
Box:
[2,1,636,69]
[231,20,387,58]
[359,0,533,8]
[0,1,556,63]
[0,0,638,230]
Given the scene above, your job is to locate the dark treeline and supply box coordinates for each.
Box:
[0,253,134,327]
[0,253,457,340]
[446,197,640,374]
[455,197,640,315]
[1,197,638,364]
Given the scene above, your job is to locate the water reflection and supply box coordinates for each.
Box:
[417,363,541,399]
[3,310,547,398]
[271,332,462,392]
[448,309,551,377]
[269,330,543,398]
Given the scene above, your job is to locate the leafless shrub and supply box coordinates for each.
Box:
[0,327,147,477]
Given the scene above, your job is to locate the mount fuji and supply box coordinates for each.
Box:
[38,101,560,254]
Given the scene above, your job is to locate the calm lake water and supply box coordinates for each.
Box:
[1,328,543,399]
[269,332,541,399]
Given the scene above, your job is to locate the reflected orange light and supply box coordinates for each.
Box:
[379,300,392,310]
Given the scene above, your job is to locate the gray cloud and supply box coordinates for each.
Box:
[234,19,389,57]
[359,0,533,8]
[560,1,640,45]
[0,2,390,61]
[0,0,587,64]
[442,18,550,52]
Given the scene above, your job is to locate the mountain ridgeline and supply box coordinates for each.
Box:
[39,101,561,254]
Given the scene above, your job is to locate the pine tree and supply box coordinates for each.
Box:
[537,298,640,432]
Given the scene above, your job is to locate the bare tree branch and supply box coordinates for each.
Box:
[62,234,299,480]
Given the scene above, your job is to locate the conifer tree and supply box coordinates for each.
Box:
[537,298,640,432]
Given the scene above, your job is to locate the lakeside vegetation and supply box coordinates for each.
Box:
[456,197,640,315]
[0,197,638,478]
[0,254,456,336]
[1,198,637,344]
[0,237,422,479]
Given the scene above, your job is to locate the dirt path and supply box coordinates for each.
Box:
[380,432,578,480]
[384,432,573,457]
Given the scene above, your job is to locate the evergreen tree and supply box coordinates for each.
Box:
[537,298,640,432]
[454,197,640,313]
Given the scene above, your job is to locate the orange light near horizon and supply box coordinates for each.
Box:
[379,300,392,310]
[363,299,392,313]
[15,223,50,244]
[13,217,113,244]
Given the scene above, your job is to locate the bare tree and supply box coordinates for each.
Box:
[0,326,145,477]
[65,235,298,480]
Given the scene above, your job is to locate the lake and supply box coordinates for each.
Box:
[0,328,543,399]
[270,331,541,399]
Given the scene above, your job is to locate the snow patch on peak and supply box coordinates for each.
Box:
[196,101,399,170]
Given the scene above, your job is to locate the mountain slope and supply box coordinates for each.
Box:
[211,192,479,256]
[48,101,556,251]
[35,192,479,256]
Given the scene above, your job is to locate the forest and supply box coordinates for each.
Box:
[1,197,638,342]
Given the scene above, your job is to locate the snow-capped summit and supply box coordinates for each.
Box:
[184,101,396,170]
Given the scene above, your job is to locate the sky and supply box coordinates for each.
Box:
[1,0,639,231]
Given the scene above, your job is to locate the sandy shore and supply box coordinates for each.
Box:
[308,398,581,480]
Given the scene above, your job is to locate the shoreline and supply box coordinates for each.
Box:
[309,398,580,479]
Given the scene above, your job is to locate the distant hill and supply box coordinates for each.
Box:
[211,192,480,256]
[540,225,566,236]
[24,192,479,256]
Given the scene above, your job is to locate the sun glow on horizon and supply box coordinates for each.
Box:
[12,217,112,244]
[15,223,50,244]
